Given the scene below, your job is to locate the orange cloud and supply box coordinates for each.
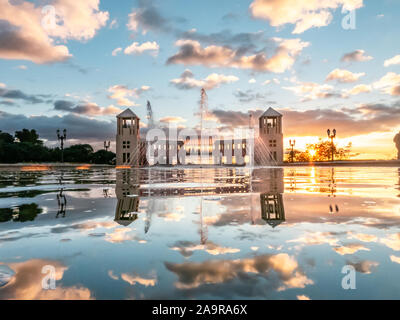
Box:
[373,72,400,96]
[108,85,150,106]
[326,68,365,83]
[0,259,92,300]
[0,0,108,64]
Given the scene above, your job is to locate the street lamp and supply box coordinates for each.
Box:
[289,139,296,163]
[104,141,111,151]
[57,129,67,163]
[327,129,337,162]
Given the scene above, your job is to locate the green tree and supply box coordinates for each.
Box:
[63,144,94,163]
[15,129,43,145]
[91,150,116,164]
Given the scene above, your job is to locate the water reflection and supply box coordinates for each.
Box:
[1,166,400,299]
[114,170,140,226]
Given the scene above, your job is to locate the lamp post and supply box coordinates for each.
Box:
[104,141,110,151]
[327,129,336,162]
[57,129,67,163]
[289,139,296,163]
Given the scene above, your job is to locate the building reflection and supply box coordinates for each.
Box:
[113,167,287,229]
[114,169,140,226]
[252,168,285,228]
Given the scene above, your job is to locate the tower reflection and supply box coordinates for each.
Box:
[252,168,285,228]
[115,169,140,226]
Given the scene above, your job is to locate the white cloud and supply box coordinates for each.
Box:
[170,69,239,90]
[112,47,122,56]
[284,81,338,101]
[249,78,257,84]
[249,0,364,34]
[384,55,400,67]
[124,41,160,56]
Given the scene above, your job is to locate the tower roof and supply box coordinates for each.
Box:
[117,108,139,119]
[261,107,282,118]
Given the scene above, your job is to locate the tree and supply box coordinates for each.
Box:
[293,139,354,162]
[0,130,14,144]
[15,129,43,145]
[91,150,116,165]
[63,144,94,163]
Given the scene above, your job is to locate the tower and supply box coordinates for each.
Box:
[258,107,283,165]
[116,108,140,166]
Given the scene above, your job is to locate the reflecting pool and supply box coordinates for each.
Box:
[0,166,400,299]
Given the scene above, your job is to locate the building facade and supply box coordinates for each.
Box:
[258,107,284,165]
[115,107,284,166]
[116,109,140,166]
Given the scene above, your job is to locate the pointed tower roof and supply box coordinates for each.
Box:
[261,107,282,117]
[117,108,139,119]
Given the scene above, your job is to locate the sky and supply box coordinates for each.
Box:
[0,0,400,159]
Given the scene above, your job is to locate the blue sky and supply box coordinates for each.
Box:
[0,0,400,158]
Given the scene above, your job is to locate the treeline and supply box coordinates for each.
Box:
[0,129,115,164]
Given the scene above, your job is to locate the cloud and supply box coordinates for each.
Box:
[326,69,365,83]
[390,255,400,264]
[380,233,400,251]
[342,84,371,97]
[233,89,274,104]
[170,241,240,257]
[348,233,378,243]
[333,243,370,255]
[167,38,309,73]
[170,69,239,90]
[249,78,256,84]
[54,100,122,116]
[341,49,373,62]
[373,72,400,96]
[127,0,170,34]
[287,232,340,247]
[249,0,364,34]
[0,86,44,104]
[0,110,116,141]
[178,29,267,49]
[284,81,342,101]
[159,116,187,124]
[165,253,313,295]
[124,41,159,56]
[121,273,157,287]
[108,85,151,106]
[112,47,122,56]
[346,260,379,274]
[0,259,92,299]
[384,55,400,67]
[209,100,400,137]
[0,0,109,64]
